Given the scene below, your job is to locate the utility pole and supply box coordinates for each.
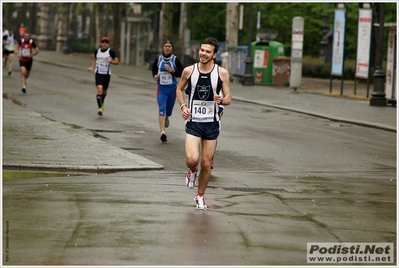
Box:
[238,4,244,45]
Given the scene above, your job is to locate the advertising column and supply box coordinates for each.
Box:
[331,8,346,76]
[289,16,304,92]
[355,8,372,79]
[330,6,346,94]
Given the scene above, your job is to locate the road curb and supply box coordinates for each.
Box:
[234,97,397,133]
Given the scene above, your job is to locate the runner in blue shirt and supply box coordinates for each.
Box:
[152,40,184,142]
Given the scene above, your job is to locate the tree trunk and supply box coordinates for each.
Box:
[225,2,238,49]
[2,3,15,31]
[178,3,186,60]
[111,3,122,58]
[56,3,67,52]
[89,3,96,45]
[162,3,173,42]
[19,3,28,31]
[37,3,55,50]
[95,3,104,45]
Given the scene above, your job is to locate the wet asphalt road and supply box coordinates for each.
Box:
[2,55,397,266]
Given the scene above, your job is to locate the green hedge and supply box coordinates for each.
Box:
[302,62,356,80]
[301,57,379,82]
[71,39,97,53]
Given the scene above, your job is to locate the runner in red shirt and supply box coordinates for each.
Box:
[18,32,39,93]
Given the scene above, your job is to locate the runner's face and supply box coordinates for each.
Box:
[101,41,109,48]
[199,44,216,64]
[163,43,172,54]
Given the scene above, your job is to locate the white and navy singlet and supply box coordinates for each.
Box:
[186,63,223,123]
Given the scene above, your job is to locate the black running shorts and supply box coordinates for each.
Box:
[19,60,33,71]
[95,73,111,90]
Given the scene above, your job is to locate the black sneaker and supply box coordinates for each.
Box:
[160,132,167,143]
[21,87,26,94]
[8,71,11,76]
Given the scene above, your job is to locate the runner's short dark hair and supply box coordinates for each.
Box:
[201,37,219,54]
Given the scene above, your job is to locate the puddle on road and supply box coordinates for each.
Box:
[261,108,274,113]
[3,93,26,107]
[87,129,122,133]
[326,122,354,127]
[62,122,83,129]
[3,170,84,182]
[122,147,144,151]
[87,129,123,140]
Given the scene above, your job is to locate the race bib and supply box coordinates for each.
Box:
[191,100,215,122]
[159,71,173,85]
[99,58,108,68]
[21,48,30,57]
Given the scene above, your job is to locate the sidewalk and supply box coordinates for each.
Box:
[2,50,396,173]
[2,96,164,172]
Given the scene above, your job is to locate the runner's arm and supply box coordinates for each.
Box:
[176,66,193,120]
[217,67,231,106]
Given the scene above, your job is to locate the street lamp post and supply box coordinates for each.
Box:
[241,3,254,86]
[370,3,386,106]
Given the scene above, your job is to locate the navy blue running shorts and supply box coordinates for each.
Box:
[185,121,220,140]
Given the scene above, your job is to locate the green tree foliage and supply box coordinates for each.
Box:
[186,3,226,42]
[249,2,396,59]
[182,2,396,60]
[2,2,396,61]
[262,3,326,57]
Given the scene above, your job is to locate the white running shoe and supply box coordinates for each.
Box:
[186,166,197,188]
[194,194,207,210]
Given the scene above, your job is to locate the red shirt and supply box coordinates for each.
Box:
[18,38,37,62]
[18,26,26,38]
